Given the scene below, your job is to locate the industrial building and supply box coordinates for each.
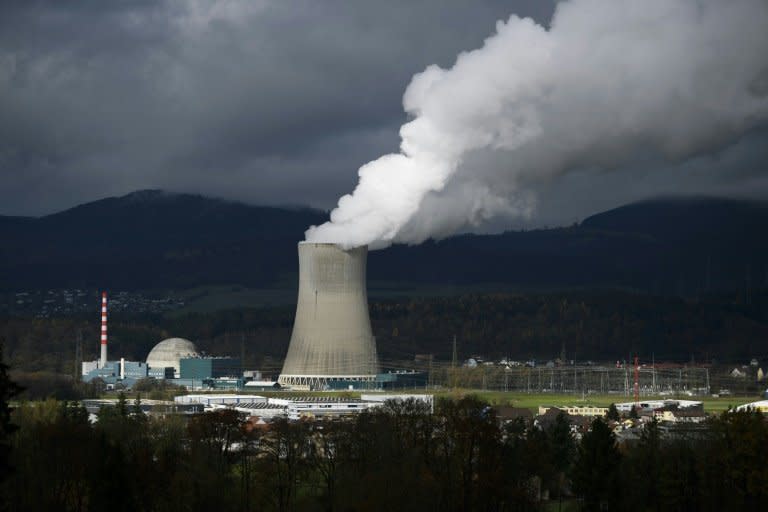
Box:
[613,399,703,413]
[82,358,149,386]
[244,380,282,391]
[174,394,262,406]
[180,356,241,379]
[78,291,260,391]
[81,292,149,388]
[735,400,768,413]
[174,393,434,420]
[537,405,608,417]
[279,242,380,390]
[82,399,203,422]
[146,337,199,378]
[148,367,175,379]
[84,336,202,388]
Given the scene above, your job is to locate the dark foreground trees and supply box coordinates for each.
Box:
[572,417,621,511]
[0,342,21,485]
[2,397,768,512]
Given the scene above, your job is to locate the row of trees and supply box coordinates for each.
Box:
[3,394,768,511]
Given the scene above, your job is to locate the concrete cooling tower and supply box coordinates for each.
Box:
[278,242,380,389]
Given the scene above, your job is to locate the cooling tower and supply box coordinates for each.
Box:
[278,242,379,389]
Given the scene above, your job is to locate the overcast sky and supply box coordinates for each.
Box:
[1,0,766,228]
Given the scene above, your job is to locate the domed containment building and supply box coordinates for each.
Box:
[146,337,199,378]
[279,242,380,389]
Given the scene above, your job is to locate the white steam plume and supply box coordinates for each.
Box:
[306,0,768,249]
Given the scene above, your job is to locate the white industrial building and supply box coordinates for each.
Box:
[538,405,608,417]
[734,400,768,413]
[614,399,703,412]
[174,393,434,420]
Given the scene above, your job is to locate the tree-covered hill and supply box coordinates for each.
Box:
[1,191,766,294]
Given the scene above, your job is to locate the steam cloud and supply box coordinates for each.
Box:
[305,0,768,249]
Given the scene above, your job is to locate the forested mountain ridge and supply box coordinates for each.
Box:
[1,191,766,293]
[0,190,326,290]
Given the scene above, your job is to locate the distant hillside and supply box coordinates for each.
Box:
[1,192,766,294]
[373,197,768,294]
[0,190,326,290]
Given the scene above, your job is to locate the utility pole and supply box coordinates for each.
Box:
[451,335,458,389]
[705,368,710,395]
[634,355,640,404]
[574,366,577,395]
[624,363,629,397]
[240,333,246,368]
[74,329,83,381]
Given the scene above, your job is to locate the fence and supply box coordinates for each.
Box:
[386,362,711,396]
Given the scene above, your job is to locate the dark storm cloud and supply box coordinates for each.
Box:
[0,0,555,215]
[520,129,768,229]
[2,0,766,232]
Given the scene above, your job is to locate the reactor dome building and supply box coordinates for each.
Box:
[278,242,380,389]
[146,337,199,378]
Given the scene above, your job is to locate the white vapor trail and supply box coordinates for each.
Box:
[306,0,768,249]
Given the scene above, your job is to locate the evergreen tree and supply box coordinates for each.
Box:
[548,411,576,499]
[573,417,621,510]
[133,393,143,416]
[117,392,129,417]
[630,418,661,510]
[606,403,620,421]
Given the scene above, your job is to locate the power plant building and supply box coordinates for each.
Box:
[180,357,242,379]
[148,367,175,379]
[122,360,149,380]
[146,337,199,378]
[82,358,148,386]
[279,243,380,390]
[81,291,149,387]
[174,394,435,420]
[80,292,248,389]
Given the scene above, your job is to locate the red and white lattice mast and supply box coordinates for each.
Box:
[100,291,108,368]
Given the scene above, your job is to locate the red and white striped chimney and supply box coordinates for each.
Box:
[100,291,108,368]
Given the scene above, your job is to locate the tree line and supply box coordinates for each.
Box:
[3,393,768,511]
